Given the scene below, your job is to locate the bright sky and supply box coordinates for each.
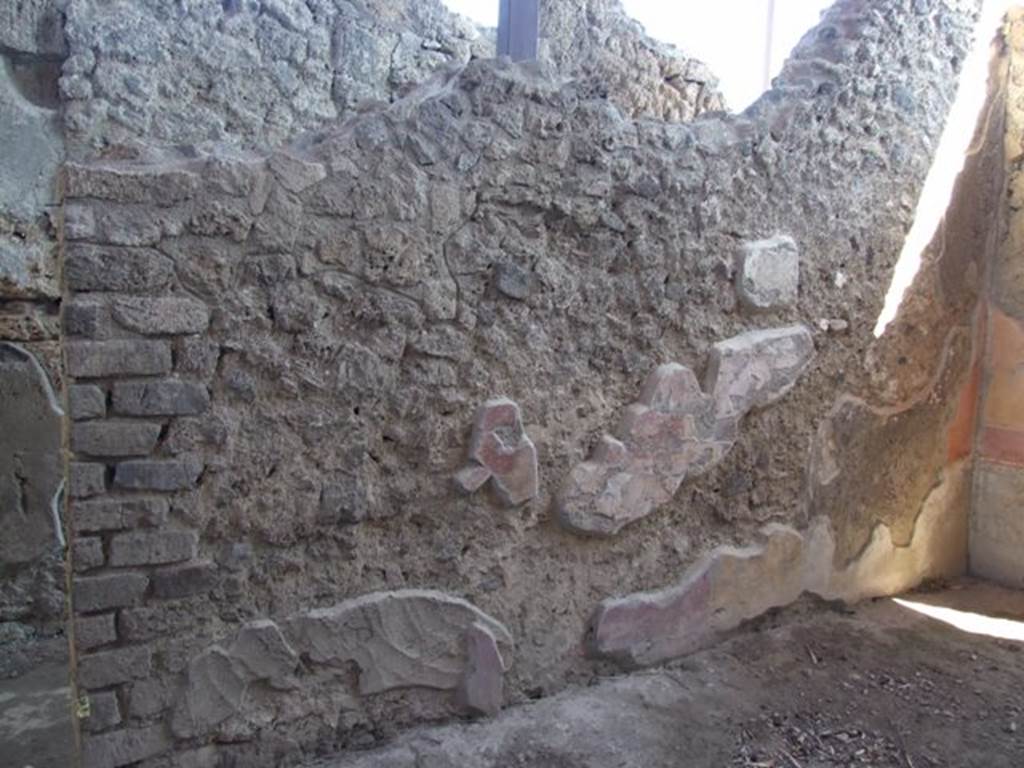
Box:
[442,0,835,110]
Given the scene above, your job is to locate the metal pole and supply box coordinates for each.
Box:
[764,0,776,91]
[497,0,540,61]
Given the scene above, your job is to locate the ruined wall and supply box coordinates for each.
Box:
[972,8,1024,587]
[0,0,719,693]
[60,0,723,160]
[60,2,999,765]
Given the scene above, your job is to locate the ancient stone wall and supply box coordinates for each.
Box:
[60,0,723,159]
[2,0,721,691]
[59,2,1000,764]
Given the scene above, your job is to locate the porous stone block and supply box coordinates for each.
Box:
[74,497,169,532]
[111,296,210,335]
[69,462,106,498]
[151,560,217,599]
[108,530,198,567]
[69,384,106,420]
[494,262,530,300]
[81,724,170,768]
[76,613,118,650]
[74,572,148,613]
[65,245,175,293]
[78,646,152,689]
[114,459,202,491]
[82,690,122,733]
[73,536,105,572]
[66,340,172,378]
[119,601,203,642]
[735,235,800,311]
[112,380,210,416]
[64,298,106,338]
[71,421,162,457]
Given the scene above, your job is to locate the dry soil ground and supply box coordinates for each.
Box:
[323,578,1024,768]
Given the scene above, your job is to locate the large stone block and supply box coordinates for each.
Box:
[111,296,210,335]
[65,245,175,293]
[74,572,149,613]
[69,461,106,498]
[78,645,152,689]
[72,421,162,457]
[76,613,118,650]
[81,724,170,768]
[0,343,62,565]
[151,560,218,599]
[66,340,172,378]
[112,380,209,416]
[81,690,122,734]
[735,235,800,311]
[69,384,107,420]
[113,459,203,491]
[73,536,105,572]
[108,530,198,567]
[74,497,169,532]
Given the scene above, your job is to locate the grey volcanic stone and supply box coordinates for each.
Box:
[73,497,169,532]
[69,384,106,420]
[735,235,800,311]
[108,530,198,567]
[65,246,175,293]
[69,462,105,498]
[113,459,202,491]
[112,380,210,416]
[111,296,210,335]
[76,613,117,650]
[151,560,218,599]
[78,645,152,689]
[71,421,162,457]
[74,572,149,613]
[66,340,172,378]
[81,724,170,768]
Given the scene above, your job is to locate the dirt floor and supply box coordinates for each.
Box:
[322,578,1024,768]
